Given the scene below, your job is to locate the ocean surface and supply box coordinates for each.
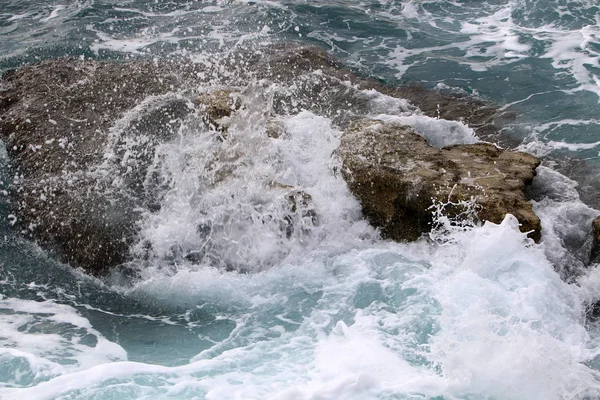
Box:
[1,1,600,399]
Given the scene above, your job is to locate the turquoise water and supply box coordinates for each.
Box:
[1,1,600,399]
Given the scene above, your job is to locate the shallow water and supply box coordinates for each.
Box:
[1,1,600,399]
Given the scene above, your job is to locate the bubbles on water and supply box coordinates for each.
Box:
[129,92,374,274]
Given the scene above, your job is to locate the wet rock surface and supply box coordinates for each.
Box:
[0,44,529,274]
[338,119,541,242]
[591,216,600,264]
[589,216,600,317]
[195,89,241,132]
[0,59,204,273]
[247,43,510,141]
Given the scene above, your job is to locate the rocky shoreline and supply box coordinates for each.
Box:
[0,44,597,283]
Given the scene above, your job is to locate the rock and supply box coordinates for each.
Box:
[589,217,600,317]
[245,43,510,140]
[0,59,208,273]
[338,119,541,242]
[265,118,285,139]
[195,89,241,131]
[0,44,535,274]
[593,216,600,245]
[591,216,600,263]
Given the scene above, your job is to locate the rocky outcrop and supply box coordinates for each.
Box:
[338,119,541,242]
[591,216,600,264]
[0,59,210,273]
[0,44,531,274]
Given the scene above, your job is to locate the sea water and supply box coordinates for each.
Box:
[1,1,600,399]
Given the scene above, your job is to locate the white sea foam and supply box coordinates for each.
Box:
[538,23,600,99]
[3,88,600,400]
[377,0,600,101]
[548,140,600,151]
[131,103,374,274]
[374,114,479,148]
[519,139,600,158]
[352,88,479,148]
[383,1,532,75]
[3,215,600,399]
[6,13,31,22]
[528,167,599,277]
[0,299,126,389]
[40,5,66,23]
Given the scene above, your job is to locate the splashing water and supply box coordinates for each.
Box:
[1,1,600,399]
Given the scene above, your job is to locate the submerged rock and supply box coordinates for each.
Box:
[338,119,541,242]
